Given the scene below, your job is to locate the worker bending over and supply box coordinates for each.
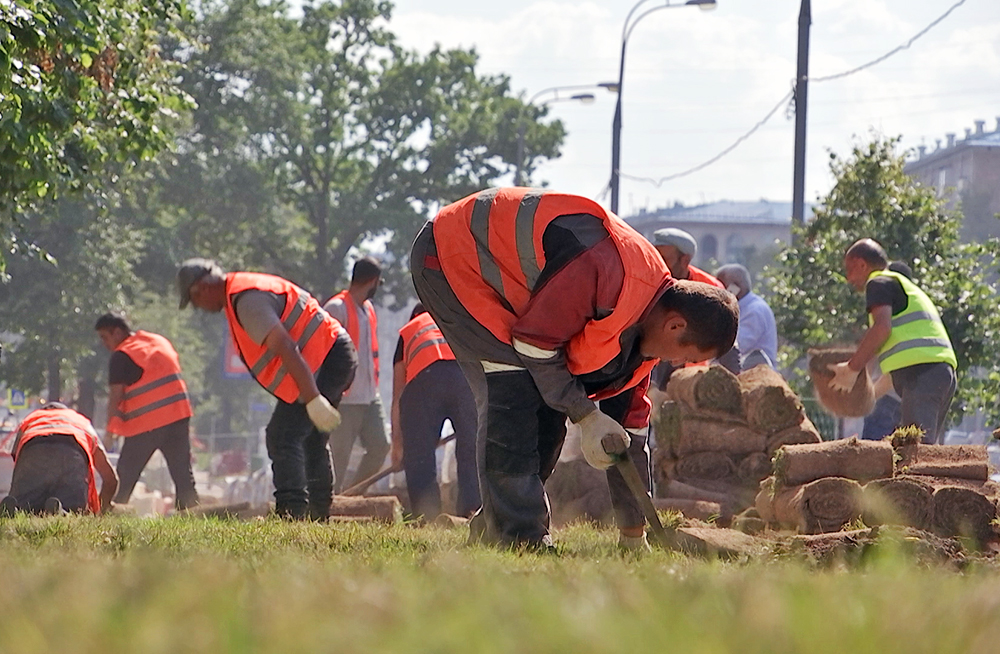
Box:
[391,303,479,520]
[177,259,357,520]
[95,313,199,510]
[1,403,117,516]
[411,187,738,550]
[830,239,957,444]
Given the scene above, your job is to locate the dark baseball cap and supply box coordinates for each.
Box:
[176,258,218,309]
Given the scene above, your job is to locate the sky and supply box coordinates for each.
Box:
[386,0,1000,217]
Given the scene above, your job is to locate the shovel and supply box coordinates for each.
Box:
[602,433,677,549]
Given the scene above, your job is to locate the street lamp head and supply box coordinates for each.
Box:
[570,93,596,104]
[685,0,718,10]
[598,81,620,94]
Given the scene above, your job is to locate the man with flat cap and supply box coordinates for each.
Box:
[176,259,358,519]
[650,228,724,289]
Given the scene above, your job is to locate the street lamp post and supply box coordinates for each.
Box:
[515,86,597,187]
[609,0,717,215]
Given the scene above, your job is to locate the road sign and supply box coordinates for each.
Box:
[222,332,252,380]
[7,389,27,409]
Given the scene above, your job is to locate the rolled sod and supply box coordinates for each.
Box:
[862,477,934,530]
[675,418,765,457]
[932,486,997,544]
[330,496,404,523]
[666,365,744,418]
[771,477,863,534]
[807,348,876,418]
[675,452,736,480]
[774,437,894,486]
[896,444,992,482]
[739,365,806,435]
[766,416,823,456]
[738,452,774,483]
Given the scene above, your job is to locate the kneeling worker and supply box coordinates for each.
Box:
[176,259,357,520]
[1,403,118,516]
[411,187,738,549]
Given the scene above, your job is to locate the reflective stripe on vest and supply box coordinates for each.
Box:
[433,187,670,400]
[13,408,101,514]
[108,331,192,437]
[331,291,380,396]
[868,269,957,374]
[224,272,341,403]
[400,312,455,384]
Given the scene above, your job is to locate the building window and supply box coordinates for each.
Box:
[725,233,745,263]
[937,169,947,194]
[701,234,718,261]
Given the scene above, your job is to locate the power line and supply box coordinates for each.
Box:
[616,0,970,191]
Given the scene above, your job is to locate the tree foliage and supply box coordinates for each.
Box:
[767,135,1000,423]
[0,0,191,250]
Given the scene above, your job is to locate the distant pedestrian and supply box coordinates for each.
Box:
[95,313,199,510]
[1,403,118,516]
[177,259,357,519]
[324,258,390,493]
[391,304,479,520]
[651,228,724,288]
[714,264,778,370]
[830,239,957,444]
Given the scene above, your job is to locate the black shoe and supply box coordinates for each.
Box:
[44,497,66,515]
[0,495,17,518]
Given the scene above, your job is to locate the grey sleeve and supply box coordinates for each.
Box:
[515,349,596,423]
[324,298,347,325]
[234,290,284,345]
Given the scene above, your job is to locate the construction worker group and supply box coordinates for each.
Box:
[2,188,957,553]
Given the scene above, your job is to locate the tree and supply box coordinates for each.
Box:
[766,135,1000,423]
[164,0,564,293]
[0,0,191,271]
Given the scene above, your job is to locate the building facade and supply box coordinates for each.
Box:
[904,118,1000,242]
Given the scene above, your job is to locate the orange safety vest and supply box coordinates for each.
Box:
[330,290,380,394]
[687,265,724,289]
[432,187,671,399]
[107,331,192,437]
[13,407,102,514]
[400,312,455,384]
[224,272,342,403]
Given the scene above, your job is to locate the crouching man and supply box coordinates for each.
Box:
[410,187,738,550]
[1,403,118,516]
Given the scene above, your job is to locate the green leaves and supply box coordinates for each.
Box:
[767,134,1000,424]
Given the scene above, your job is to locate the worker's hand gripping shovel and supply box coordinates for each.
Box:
[601,433,678,550]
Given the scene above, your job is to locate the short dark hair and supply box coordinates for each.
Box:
[351,257,382,285]
[888,260,913,279]
[845,239,888,269]
[94,312,131,333]
[657,280,739,356]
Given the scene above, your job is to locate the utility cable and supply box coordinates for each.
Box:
[617,0,969,190]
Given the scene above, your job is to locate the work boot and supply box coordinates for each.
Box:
[0,495,18,518]
[44,497,67,516]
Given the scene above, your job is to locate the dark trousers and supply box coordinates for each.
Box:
[862,395,902,441]
[9,437,90,513]
[115,418,199,510]
[266,333,356,519]
[892,362,957,445]
[400,360,480,519]
[411,221,650,545]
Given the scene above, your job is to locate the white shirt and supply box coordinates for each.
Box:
[737,292,778,368]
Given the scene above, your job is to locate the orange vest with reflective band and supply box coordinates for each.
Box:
[224,272,342,403]
[686,265,724,289]
[432,187,671,399]
[331,290,380,396]
[107,331,192,437]
[400,312,455,384]
[13,408,102,514]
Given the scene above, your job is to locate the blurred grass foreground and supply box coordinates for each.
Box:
[3,516,1000,654]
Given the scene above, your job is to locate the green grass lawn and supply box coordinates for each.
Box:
[2,516,1000,654]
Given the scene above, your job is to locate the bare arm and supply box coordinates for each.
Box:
[106,383,125,444]
[390,360,406,470]
[263,323,322,403]
[848,305,893,371]
[92,446,119,513]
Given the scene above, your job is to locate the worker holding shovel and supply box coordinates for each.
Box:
[410,188,738,551]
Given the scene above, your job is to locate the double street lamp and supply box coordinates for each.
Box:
[608,0,718,215]
[515,86,600,187]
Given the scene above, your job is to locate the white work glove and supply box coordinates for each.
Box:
[827,362,860,393]
[306,395,342,432]
[578,409,630,471]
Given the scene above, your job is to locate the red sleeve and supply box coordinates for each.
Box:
[621,374,652,430]
[511,238,625,351]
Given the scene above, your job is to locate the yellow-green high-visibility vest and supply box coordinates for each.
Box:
[867,269,957,374]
